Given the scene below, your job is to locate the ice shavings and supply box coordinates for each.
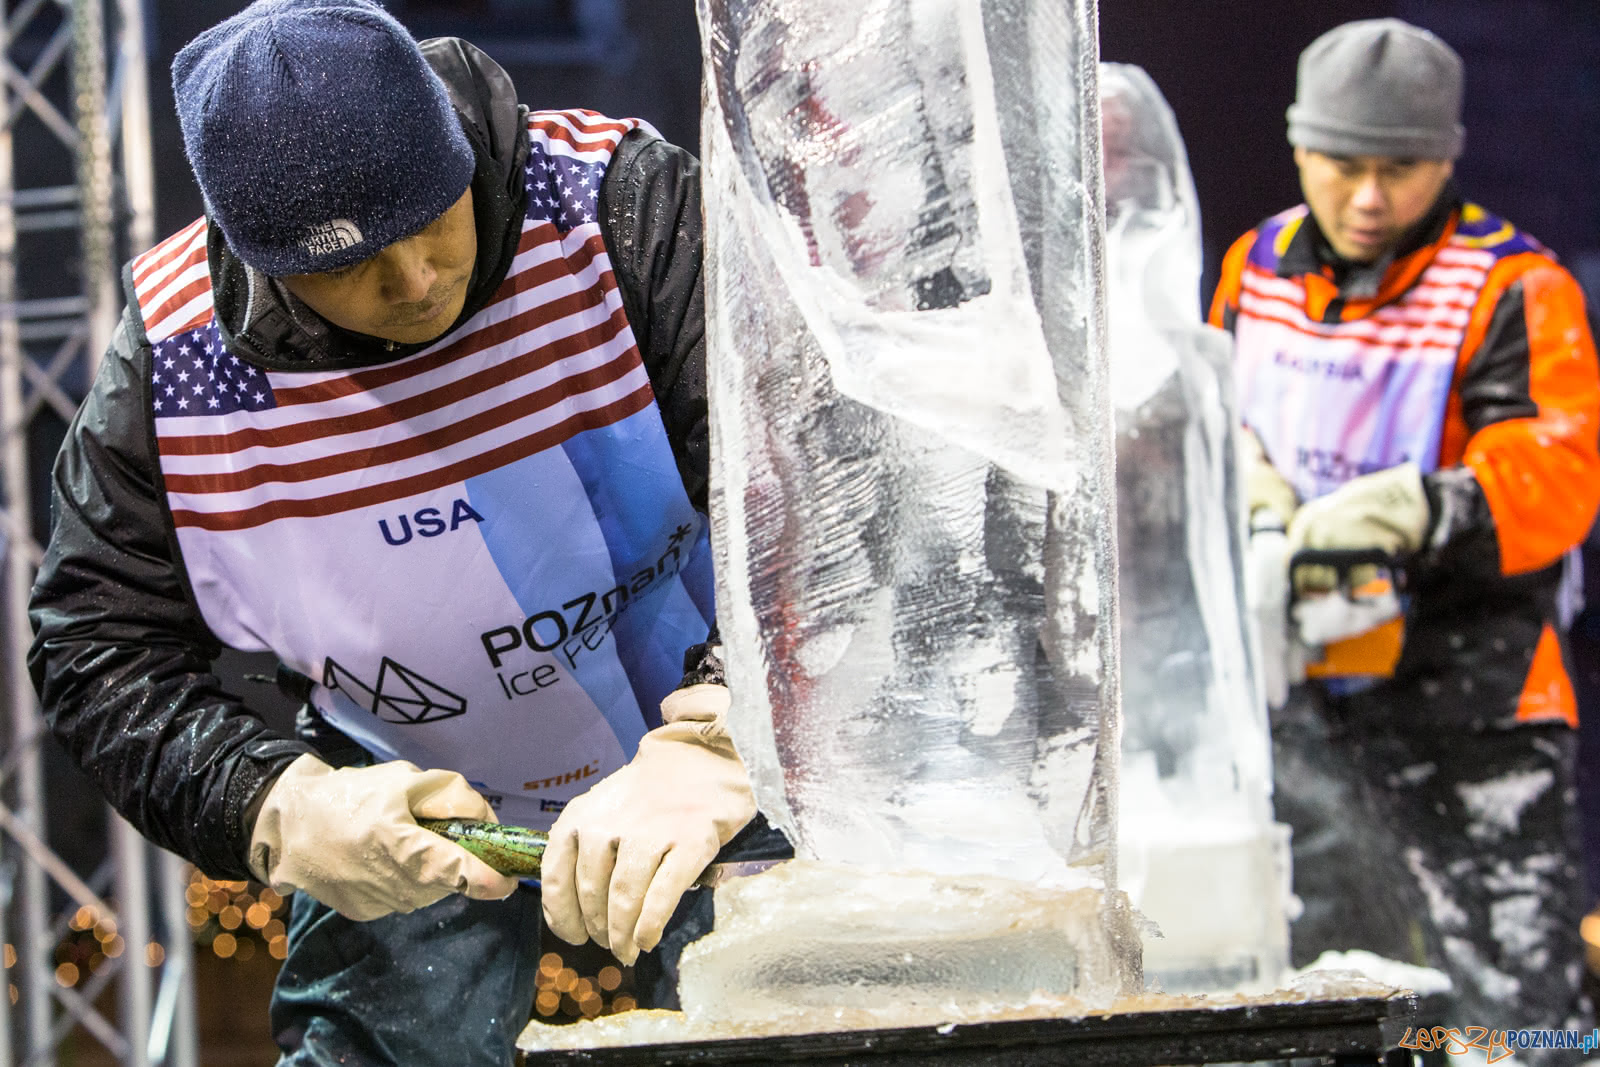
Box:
[518,965,1422,1053]
[1288,950,1452,997]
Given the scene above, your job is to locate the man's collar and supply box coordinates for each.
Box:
[1278,180,1463,299]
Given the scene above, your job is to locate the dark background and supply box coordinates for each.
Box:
[17,0,1600,878]
[141,1,1600,313]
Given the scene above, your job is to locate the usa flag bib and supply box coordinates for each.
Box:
[1233,205,1553,505]
[1230,207,1504,502]
[132,111,714,829]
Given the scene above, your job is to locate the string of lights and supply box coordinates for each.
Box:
[7,869,644,1034]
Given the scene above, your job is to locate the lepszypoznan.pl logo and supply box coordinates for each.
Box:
[1397,1025,1600,1062]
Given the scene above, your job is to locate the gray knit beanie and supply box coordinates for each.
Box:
[172,0,476,277]
[1287,18,1465,161]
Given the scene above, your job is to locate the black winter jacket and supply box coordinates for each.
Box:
[27,40,709,881]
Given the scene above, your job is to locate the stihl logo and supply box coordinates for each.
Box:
[523,761,600,792]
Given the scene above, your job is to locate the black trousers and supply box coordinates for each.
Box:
[269,817,793,1065]
[1273,685,1590,1066]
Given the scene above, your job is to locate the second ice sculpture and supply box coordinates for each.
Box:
[701,0,1120,888]
[1102,63,1290,992]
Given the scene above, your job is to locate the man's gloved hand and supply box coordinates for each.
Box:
[541,684,757,965]
[1246,526,1303,709]
[1285,462,1430,594]
[248,753,518,922]
[1240,426,1303,708]
[1241,425,1299,530]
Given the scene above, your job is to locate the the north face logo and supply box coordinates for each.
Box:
[301,219,364,258]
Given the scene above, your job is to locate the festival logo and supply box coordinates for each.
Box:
[322,656,467,725]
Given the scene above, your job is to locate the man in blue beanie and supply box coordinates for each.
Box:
[27,1,788,1061]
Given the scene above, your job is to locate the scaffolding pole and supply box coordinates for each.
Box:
[0,0,198,1062]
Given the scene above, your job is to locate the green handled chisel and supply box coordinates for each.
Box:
[419,817,780,887]
[419,817,548,877]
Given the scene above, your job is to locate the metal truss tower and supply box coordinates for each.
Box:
[0,0,199,1062]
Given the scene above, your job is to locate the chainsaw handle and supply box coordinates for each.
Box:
[1288,547,1409,596]
[1287,547,1396,571]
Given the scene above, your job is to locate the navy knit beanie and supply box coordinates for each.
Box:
[172,0,476,277]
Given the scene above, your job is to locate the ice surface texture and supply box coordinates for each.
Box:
[699,0,1117,885]
[679,863,1144,1024]
[1103,63,1289,991]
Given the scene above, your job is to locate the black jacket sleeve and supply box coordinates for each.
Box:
[1419,280,1532,570]
[1422,274,1595,585]
[599,129,709,514]
[27,305,312,880]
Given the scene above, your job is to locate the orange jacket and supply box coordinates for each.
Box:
[1212,196,1600,728]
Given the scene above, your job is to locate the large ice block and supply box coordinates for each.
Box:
[1101,63,1291,992]
[700,0,1118,888]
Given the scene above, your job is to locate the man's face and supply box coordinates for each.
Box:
[1294,147,1454,264]
[281,188,477,345]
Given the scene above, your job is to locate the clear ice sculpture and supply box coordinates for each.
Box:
[688,0,1142,1018]
[700,0,1120,889]
[1102,63,1291,993]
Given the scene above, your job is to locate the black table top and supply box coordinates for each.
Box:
[522,993,1426,1066]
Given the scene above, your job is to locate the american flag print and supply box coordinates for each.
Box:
[526,137,604,232]
[151,324,277,418]
[133,110,657,534]
[123,110,714,830]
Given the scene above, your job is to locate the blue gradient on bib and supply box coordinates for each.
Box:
[558,407,713,731]
[467,407,710,753]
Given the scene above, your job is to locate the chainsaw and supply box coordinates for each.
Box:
[1251,535,1408,707]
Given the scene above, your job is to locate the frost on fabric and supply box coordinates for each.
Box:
[1441,936,1521,1003]
[1456,769,1553,841]
[1488,893,1548,969]
[1387,762,1438,788]
[1404,846,1469,931]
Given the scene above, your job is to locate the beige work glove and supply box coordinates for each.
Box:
[1285,462,1430,595]
[1241,426,1299,531]
[541,684,757,965]
[248,753,519,922]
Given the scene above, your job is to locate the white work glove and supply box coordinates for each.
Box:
[541,684,757,965]
[1285,462,1430,594]
[1240,425,1299,531]
[248,753,518,922]
[1240,427,1303,709]
[1246,525,1303,709]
